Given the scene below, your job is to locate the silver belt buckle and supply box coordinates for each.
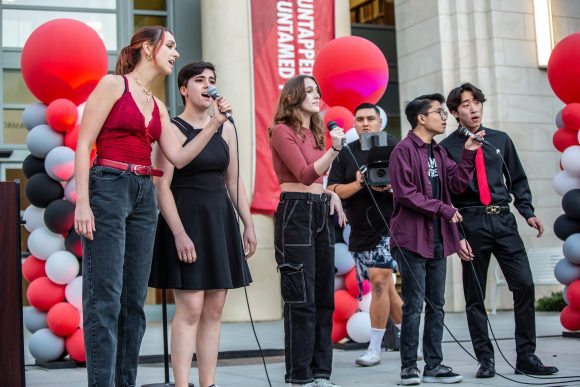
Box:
[485,205,500,215]
[133,164,147,175]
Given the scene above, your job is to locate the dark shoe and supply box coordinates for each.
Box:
[476,358,495,378]
[401,366,421,385]
[422,364,463,384]
[515,355,559,375]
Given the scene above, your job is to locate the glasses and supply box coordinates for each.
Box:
[424,109,448,119]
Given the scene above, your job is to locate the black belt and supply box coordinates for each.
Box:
[280,192,329,203]
[461,205,510,215]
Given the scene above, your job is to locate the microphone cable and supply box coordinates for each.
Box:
[230,119,273,387]
[338,142,580,385]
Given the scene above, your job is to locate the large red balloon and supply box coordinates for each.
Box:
[21,19,107,105]
[560,305,580,331]
[314,36,389,112]
[562,103,580,132]
[66,328,86,362]
[553,128,579,152]
[333,290,358,321]
[567,280,580,309]
[331,318,348,343]
[27,276,66,311]
[47,302,80,337]
[548,32,580,104]
[46,99,78,133]
[22,255,46,283]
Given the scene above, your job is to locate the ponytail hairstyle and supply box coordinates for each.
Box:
[269,74,325,150]
[115,26,172,75]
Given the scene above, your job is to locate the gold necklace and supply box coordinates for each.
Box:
[129,72,153,103]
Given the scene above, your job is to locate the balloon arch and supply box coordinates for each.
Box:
[21,18,107,363]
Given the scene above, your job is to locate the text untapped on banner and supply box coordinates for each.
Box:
[251,0,334,214]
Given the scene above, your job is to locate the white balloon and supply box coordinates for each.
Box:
[553,171,580,196]
[76,102,86,124]
[27,227,65,260]
[561,146,580,177]
[23,205,46,232]
[563,233,580,265]
[342,224,351,245]
[28,328,65,362]
[334,275,345,291]
[23,307,48,333]
[45,146,75,181]
[563,285,569,305]
[22,103,48,130]
[378,106,388,130]
[335,243,355,275]
[358,292,372,313]
[344,128,359,145]
[64,177,77,204]
[45,251,80,285]
[26,124,64,158]
[65,276,83,310]
[346,311,372,343]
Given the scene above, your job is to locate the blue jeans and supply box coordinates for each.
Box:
[274,192,335,384]
[82,166,157,387]
[394,248,446,370]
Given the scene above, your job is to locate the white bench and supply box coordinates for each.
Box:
[491,247,563,314]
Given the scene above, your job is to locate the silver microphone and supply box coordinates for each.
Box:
[206,85,234,124]
[459,127,487,144]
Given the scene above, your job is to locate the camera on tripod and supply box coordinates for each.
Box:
[360,131,395,187]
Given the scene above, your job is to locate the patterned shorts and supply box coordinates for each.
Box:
[352,235,398,282]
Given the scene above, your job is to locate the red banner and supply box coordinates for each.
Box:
[250,0,335,215]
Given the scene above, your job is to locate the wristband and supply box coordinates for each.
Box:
[331,145,341,153]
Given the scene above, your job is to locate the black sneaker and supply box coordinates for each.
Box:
[401,366,421,385]
[515,354,559,375]
[476,358,495,378]
[422,364,462,384]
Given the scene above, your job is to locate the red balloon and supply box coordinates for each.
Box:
[331,318,348,343]
[333,289,358,321]
[567,280,580,309]
[548,32,580,104]
[560,305,580,331]
[46,99,78,133]
[324,106,355,131]
[66,328,86,362]
[553,128,579,152]
[21,19,108,105]
[27,276,66,311]
[47,302,80,336]
[314,36,389,112]
[562,103,580,132]
[22,255,46,282]
[345,268,360,298]
[64,124,80,150]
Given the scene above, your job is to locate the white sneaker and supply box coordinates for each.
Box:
[314,379,342,387]
[355,349,381,366]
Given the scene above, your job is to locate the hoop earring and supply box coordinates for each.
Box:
[147,54,152,60]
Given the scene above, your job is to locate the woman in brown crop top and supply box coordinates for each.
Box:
[269,74,347,387]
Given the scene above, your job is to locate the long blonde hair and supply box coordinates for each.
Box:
[269,75,325,150]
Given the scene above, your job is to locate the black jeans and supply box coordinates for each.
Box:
[460,210,536,362]
[394,248,446,370]
[274,192,335,384]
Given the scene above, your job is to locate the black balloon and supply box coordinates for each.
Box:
[23,154,46,178]
[25,173,64,208]
[65,229,82,258]
[563,189,580,219]
[44,199,75,234]
[554,214,580,241]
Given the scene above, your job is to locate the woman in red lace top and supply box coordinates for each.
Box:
[73,26,230,387]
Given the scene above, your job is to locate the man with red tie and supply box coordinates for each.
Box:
[441,83,558,378]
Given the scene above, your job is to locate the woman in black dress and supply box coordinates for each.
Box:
[149,61,256,387]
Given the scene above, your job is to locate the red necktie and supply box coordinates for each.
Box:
[475,148,492,205]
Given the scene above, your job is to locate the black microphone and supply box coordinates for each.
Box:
[327,120,346,145]
[459,127,487,144]
[206,85,234,124]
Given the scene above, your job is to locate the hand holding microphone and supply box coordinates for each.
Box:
[327,120,346,151]
[207,85,235,124]
[460,127,486,150]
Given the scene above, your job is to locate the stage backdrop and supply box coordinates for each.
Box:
[250,0,335,214]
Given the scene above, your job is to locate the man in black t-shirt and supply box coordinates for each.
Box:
[327,103,403,367]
